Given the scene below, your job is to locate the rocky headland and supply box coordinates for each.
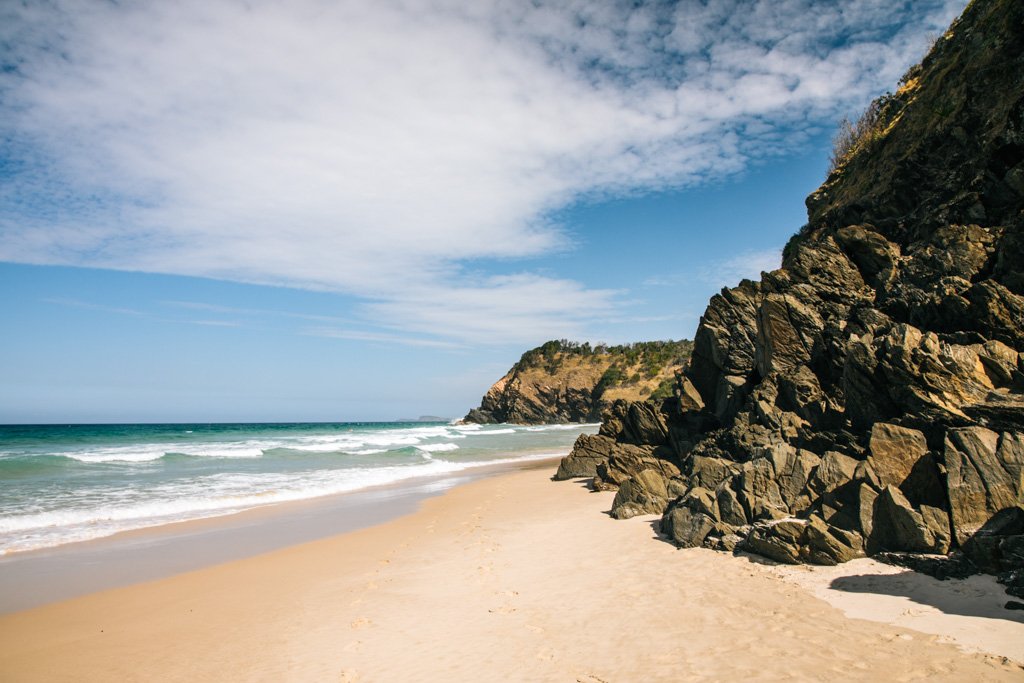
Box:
[555,0,1024,596]
[464,339,692,424]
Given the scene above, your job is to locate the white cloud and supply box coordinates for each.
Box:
[643,246,782,291]
[707,247,784,287]
[1,0,965,342]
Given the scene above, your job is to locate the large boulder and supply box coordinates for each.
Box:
[554,434,616,479]
[610,469,672,520]
[867,423,928,488]
[943,427,1024,544]
[869,486,949,554]
[661,505,717,549]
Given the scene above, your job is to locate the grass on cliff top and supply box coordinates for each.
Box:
[513,338,693,403]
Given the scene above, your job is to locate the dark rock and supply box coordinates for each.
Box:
[743,520,806,564]
[961,507,1024,573]
[875,552,978,580]
[610,469,670,519]
[661,505,716,549]
[867,422,928,489]
[542,0,1024,575]
[805,516,865,565]
[678,486,718,519]
[716,485,748,526]
[596,445,680,491]
[554,434,615,480]
[768,445,820,513]
[943,427,1024,545]
[736,457,786,522]
[808,451,859,496]
[687,456,740,490]
[870,486,948,553]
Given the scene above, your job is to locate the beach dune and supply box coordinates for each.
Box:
[1,463,1022,681]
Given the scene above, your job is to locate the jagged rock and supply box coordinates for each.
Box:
[743,520,807,564]
[687,456,741,490]
[867,423,928,488]
[679,486,718,519]
[875,552,978,580]
[856,483,880,538]
[805,516,865,565]
[768,445,820,513]
[736,458,786,521]
[833,225,900,289]
[610,469,670,520]
[870,486,948,554]
[596,446,681,490]
[809,451,859,496]
[554,434,615,479]
[676,376,705,412]
[538,0,1024,575]
[961,507,1024,573]
[662,505,716,548]
[943,427,1024,544]
[716,485,748,526]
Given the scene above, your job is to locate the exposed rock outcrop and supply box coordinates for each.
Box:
[465,340,691,424]
[557,0,1024,581]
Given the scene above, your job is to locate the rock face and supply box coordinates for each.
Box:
[464,340,691,424]
[556,0,1024,576]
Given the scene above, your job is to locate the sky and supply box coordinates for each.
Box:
[0,0,967,423]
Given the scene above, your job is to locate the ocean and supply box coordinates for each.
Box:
[0,421,596,556]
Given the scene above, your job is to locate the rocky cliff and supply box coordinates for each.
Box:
[464,340,692,424]
[556,0,1024,592]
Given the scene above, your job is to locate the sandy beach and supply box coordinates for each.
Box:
[1,461,1022,682]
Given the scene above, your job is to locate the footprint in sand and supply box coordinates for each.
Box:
[343,640,364,653]
[350,617,372,630]
[488,605,517,614]
[338,668,360,682]
[535,647,555,661]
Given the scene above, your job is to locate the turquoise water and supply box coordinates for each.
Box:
[0,421,596,555]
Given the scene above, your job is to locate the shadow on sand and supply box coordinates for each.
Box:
[827,570,1024,622]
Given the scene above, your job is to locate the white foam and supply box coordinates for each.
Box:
[524,423,600,432]
[0,451,570,555]
[416,443,460,453]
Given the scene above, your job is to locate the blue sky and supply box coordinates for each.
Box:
[0,0,965,423]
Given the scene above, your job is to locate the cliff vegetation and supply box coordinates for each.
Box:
[464,339,692,424]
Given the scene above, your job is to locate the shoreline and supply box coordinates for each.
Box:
[1,465,1022,680]
[0,454,560,614]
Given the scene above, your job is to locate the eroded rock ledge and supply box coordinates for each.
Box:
[556,0,1024,596]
